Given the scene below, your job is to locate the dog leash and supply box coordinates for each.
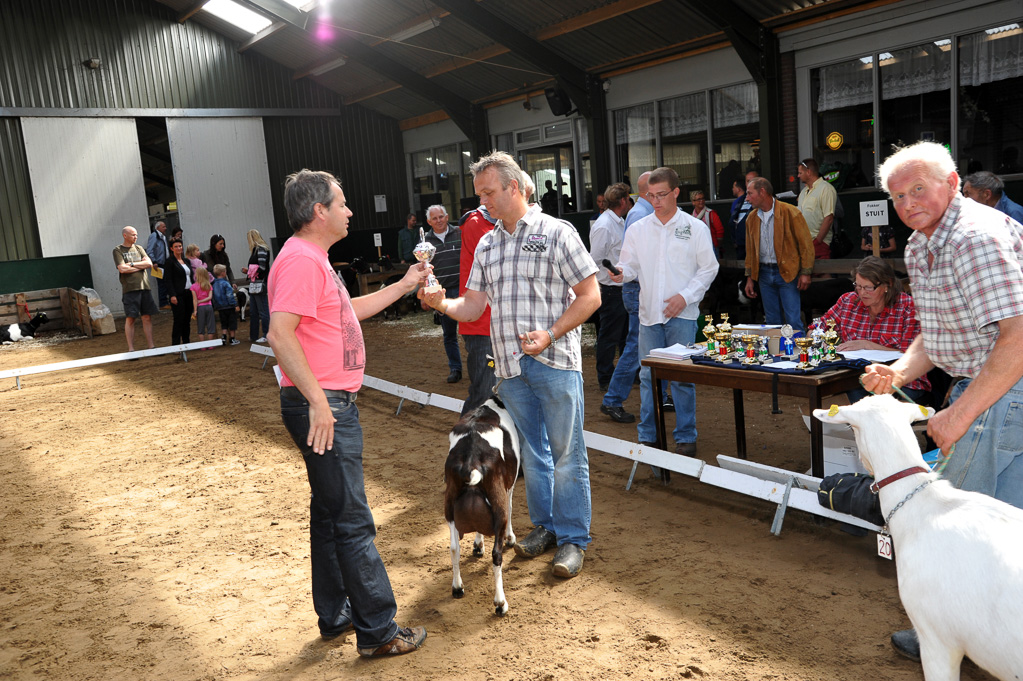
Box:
[857,373,955,476]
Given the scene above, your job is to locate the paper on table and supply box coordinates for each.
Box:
[648,344,706,360]
[770,360,801,369]
[733,323,783,330]
[841,349,904,362]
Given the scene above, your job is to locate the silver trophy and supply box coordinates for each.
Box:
[412,227,442,293]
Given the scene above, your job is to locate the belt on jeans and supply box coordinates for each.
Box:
[280,385,357,402]
[760,262,779,269]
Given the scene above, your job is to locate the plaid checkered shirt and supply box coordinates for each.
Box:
[905,194,1023,378]
[466,204,598,379]
[820,291,930,391]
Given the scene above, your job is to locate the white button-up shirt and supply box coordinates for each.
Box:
[588,208,626,286]
[618,208,719,326]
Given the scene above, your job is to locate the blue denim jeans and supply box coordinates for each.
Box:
[497,357,591,548]
[249,290,269,340]
[637,318,698,445]
[942,375,1023,509]
[603,283,640,408]
[440,289,463,373]
[757,264,803,333]
[279,387,399,647]
[460,334,496,415]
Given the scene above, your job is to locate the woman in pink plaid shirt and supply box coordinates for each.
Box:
[820,256,930,403]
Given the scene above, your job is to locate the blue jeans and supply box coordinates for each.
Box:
[603,283,640,408]
[440,290,462,373]
[497,357,591,548]
[249,290,269,340]
[460,334,496,415]
[595,285,628,386]
[757,264,803,333]
[942,375,1023,509]
[279,387,399,647]
[637,318,698,445]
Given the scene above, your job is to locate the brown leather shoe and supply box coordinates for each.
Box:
[357,625,427,657]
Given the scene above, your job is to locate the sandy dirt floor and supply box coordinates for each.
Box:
[0,308,996,681]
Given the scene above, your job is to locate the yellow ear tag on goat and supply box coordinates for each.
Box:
[919,405,928,417]
[828,404,840,417]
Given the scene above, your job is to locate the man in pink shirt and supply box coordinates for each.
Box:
[267,169,431,657]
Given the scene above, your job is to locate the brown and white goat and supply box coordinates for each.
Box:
[815,395,1023,681]
[444,396,520,616]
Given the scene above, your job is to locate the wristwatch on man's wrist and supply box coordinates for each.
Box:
[546,328,557,347]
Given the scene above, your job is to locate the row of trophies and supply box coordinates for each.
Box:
[701,313,842,370]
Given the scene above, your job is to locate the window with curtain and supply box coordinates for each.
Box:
[879,41,952,163]
[614,103,655,191]
[661,92,708,197]
[812,58,875,189]
[958,24,1023,175]
[411,150,434,219]
[433,144,461,220]
[712,82,760,198]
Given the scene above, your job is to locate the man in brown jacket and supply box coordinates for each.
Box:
[743,177,815,332]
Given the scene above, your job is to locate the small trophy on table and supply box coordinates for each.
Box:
[412,227,442,293]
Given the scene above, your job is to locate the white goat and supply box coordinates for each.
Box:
[815,394,1023,681]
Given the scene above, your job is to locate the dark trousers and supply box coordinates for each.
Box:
[279,387,399,647]
[156,274,169,306]
[461,334,497,415]
[249,290,269,340]
[170,293,193,345]
[440,289,462,372]
[595,285,628,385]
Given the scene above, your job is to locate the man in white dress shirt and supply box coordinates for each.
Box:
[610,167,719,459]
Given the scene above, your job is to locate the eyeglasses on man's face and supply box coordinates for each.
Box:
[646,190,674,201]
[853,283,878,293]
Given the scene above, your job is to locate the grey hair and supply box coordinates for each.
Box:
[963,170,1004,198]
[877,141,959,196]
[122,226,136,237]
[470,150,532,199]
[283,169,339,232]
[426,204,448,218]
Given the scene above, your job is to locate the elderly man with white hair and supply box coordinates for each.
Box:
[862,141,1023,663]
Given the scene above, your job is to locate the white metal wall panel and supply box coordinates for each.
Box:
[21,117,151,316]
[167,118,274,276]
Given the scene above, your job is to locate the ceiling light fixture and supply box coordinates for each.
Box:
[388,17,440,43]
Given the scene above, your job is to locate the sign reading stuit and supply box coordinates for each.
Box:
[373,233,382,248]
[859,200,889,226]
[826,132,844,150]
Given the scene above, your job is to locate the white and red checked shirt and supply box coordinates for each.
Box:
[820,291,929,392]
[466,204,598,379]
[905,194,1023,378]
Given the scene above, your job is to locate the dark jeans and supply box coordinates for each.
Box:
[157,274,169,306]
[461,334,496,415]
[170,294,193,345]
[279,387,399,647]
[595,285,628,385]
[440,289,462,373]
[249,290,269,340]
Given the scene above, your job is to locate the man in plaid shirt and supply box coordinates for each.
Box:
[863,141,1023,664]
[421,151,600,579]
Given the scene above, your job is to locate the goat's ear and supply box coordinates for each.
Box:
[813,404,849,425]
[899,401,935,423]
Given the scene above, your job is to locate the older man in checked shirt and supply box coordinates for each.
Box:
[861,141,1023,664]
[420,151,600,579]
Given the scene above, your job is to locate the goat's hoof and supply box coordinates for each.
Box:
[495,603,508,616]
[452,587,464,598]
[472,545,484,557]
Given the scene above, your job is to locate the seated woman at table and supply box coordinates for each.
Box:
[819,256,930,404]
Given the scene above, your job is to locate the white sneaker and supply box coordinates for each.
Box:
[230,339,241,346]
[255,337,267,343]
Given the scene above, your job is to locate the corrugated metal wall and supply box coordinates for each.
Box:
[0,0,409,262]
[0,118,39,261]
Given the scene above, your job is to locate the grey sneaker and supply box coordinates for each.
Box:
[552,543,585,578]
[514,526,557,558]
[357,625,427,657]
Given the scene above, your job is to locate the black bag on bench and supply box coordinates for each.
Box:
[817,472,884,526]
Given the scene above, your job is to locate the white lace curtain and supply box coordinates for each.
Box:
[817,29,1022,112]
[713,82,759,128]
[660,93,706,137]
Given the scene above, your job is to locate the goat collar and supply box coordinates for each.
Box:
[870,466,930,494]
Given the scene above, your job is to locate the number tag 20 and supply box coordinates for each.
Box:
[877,532,894,560]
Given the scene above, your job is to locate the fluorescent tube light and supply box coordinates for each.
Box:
[388,17,440,43]
[202,0,272,34]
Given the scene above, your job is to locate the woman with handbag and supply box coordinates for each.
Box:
[245,229,271,342]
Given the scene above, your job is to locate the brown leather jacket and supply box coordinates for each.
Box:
[744,199,815,283]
